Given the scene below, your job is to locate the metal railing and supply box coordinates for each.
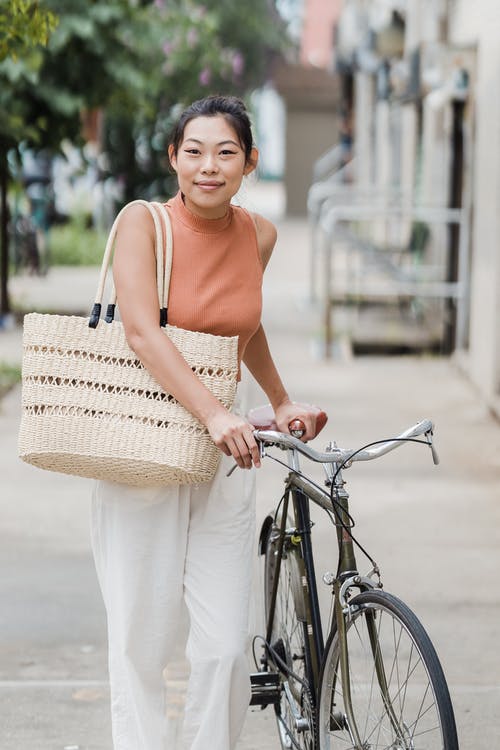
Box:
[307,148,471,357]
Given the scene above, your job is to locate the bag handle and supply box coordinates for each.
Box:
[88,199,165,328]
[151,201,174,324]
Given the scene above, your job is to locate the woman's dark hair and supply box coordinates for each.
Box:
[170,95,254,163]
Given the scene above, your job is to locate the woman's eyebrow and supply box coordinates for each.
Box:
[183,138,240,147]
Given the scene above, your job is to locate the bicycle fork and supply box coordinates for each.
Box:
[330,475,410,748]
[333,585,413,749]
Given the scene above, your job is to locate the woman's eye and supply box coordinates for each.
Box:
[220,150,237,156]
[184,149,200,155]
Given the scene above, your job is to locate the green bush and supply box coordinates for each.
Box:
[0,361,21,399]
[48,216,106,266]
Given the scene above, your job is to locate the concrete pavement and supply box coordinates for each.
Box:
[1,181,499,748]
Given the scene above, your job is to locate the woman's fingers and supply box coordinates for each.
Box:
[229,435,252,469]
[301,414,317,442]
[228,427,261,469]
[248,435,261,468]
[275,402,318,442]
[207,412,261,469]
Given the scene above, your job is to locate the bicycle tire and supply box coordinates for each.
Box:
[318,590,458,749]
[263,518,316,750]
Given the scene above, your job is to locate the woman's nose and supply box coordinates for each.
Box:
[201,154,217,173]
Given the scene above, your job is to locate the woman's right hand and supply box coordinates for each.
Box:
[206,410,261,470]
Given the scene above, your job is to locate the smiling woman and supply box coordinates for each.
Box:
[90,94,322,750]
[168,104,257,219]
[168,116,255,218]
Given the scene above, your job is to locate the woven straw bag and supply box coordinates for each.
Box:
[18,200,239,486]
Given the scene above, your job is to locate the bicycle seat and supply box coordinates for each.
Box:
[247,403,328,439]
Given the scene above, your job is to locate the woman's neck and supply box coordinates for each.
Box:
[182,193,230,221]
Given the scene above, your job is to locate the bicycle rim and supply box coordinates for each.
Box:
[318,590,458,749]
[264,520,316,750]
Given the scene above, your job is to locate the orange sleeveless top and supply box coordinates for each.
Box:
[164,191,263,378]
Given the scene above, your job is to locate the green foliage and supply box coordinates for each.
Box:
[48,216,105,266]
[0,360,22,399]
[0,1,59,146]
[155,0,285,104]
[103,0,287,201]
[0,0,58,62]
[1,0,287,176]
[0,0,288,314]
[0,0,157,152]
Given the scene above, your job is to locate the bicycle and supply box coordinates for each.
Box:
[247,406,458,749]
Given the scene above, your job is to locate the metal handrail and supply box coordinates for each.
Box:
[316,200,469,353]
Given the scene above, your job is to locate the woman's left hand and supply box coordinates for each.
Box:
[274,400,318,442]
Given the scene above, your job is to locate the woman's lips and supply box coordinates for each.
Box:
[196,181,223,190]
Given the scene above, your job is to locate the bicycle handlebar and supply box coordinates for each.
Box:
[254,418,437,466]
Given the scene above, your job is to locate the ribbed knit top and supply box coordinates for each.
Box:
[164,191,263,378]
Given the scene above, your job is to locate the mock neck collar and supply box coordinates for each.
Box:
[171,191,233,234]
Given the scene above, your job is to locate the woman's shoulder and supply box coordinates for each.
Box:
[243,211,277,269]
[115,201,157,243]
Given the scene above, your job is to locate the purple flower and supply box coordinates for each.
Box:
[154,0,165,8]
[231,51,244,77]
[199,67,212,86]
[162,41,174,56]
[187,28,198,47]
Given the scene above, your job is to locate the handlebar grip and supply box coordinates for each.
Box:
[289,419,306,438]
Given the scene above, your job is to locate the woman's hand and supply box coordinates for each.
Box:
[206,410,261,469]
[274,400,318,442]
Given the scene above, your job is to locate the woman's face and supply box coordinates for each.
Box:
[168,115,257,219]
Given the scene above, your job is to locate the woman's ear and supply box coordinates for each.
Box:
[244,147,259,176]
[168,144,177,171]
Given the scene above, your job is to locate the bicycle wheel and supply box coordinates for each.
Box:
[318,590,458,749]
[263,518,316,750]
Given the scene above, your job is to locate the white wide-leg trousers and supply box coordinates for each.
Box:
[90,452,256,750]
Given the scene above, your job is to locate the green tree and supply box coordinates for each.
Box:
[0,0,153,314]
[0,0,58,315]
[0,0,58,61]
[104,0,286,202]
[0,0,286,315]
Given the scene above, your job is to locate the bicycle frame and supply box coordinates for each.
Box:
[264,480,324,703]
[262,450,412,748]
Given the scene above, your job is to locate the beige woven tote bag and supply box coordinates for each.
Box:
[18,200,238,486]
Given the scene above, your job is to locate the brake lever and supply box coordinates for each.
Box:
[426,429,440,465]
[226,462,238,477]
[226,439,267,477]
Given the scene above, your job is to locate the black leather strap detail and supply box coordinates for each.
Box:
[105,303,116,323]
[88,303,102,328]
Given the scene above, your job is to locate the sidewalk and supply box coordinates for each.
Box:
[1,182,499,748]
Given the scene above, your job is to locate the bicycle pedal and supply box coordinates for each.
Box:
[249,671,281,706]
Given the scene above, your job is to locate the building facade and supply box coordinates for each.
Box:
[332,0,499,414]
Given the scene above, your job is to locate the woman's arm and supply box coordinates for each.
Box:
[249,213,318,440]
[112,204,260,469]
[242,324,317,441]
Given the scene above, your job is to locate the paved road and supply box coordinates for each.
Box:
[1,186,499,748]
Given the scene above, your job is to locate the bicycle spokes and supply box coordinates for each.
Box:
[319,592,456,749]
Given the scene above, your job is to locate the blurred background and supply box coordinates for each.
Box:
[0,0,498,413]
[0,3,499,748]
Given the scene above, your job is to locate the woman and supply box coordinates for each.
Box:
[91,95,318,750]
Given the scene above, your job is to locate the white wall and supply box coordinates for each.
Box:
[450,0,500,403]
[252,85,286,180]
